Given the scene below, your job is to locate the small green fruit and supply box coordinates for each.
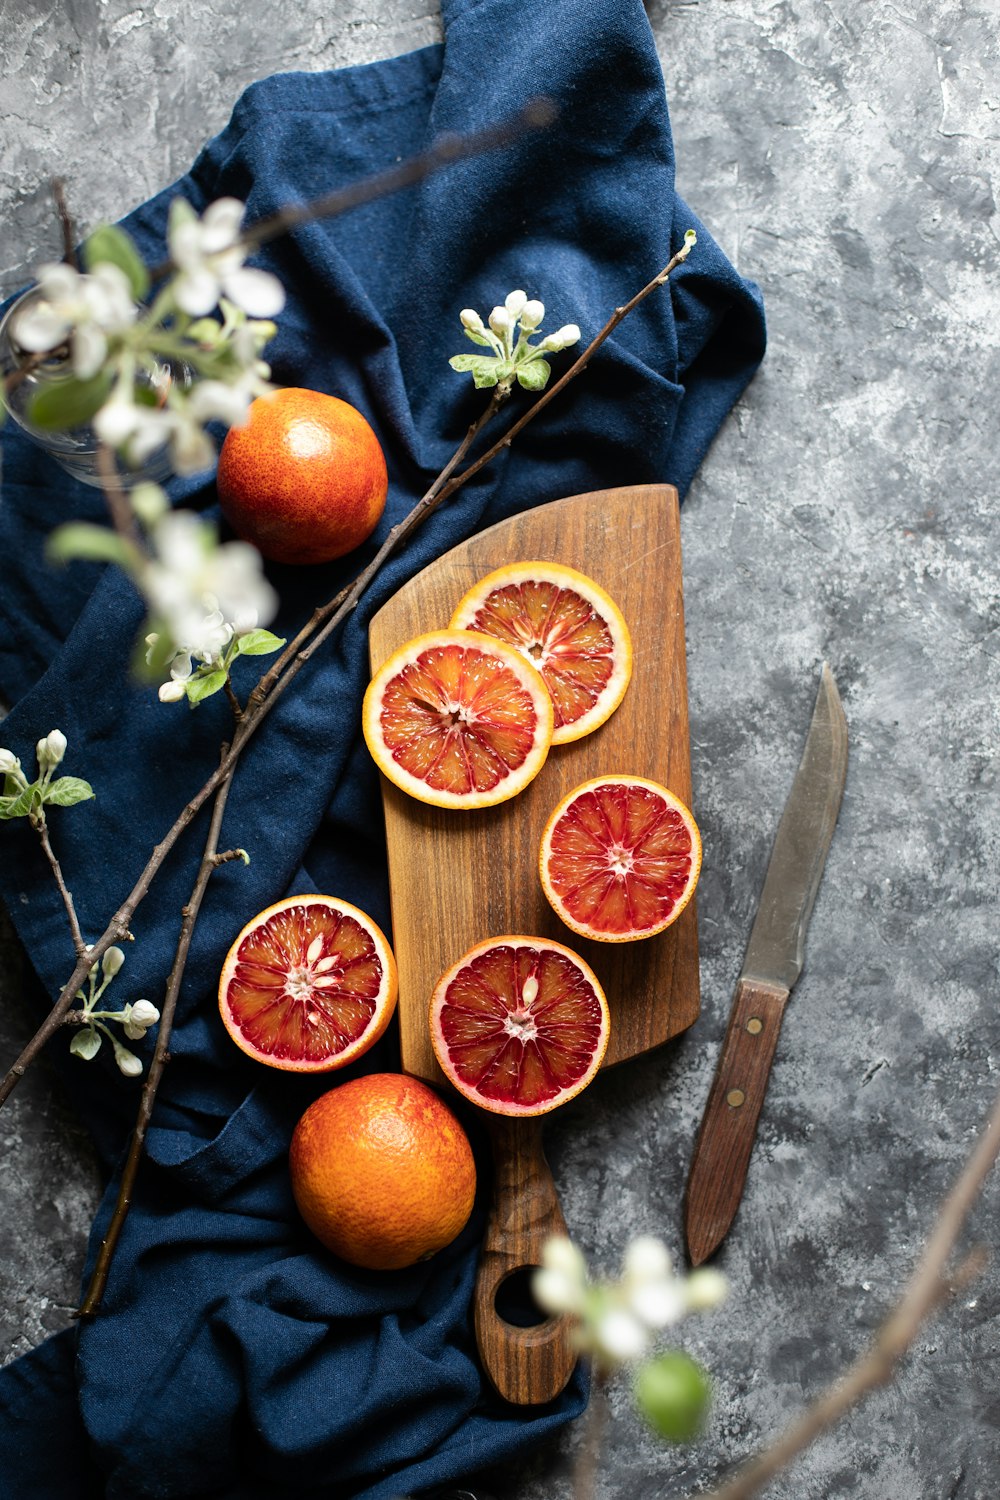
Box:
[634,1351,710,1443]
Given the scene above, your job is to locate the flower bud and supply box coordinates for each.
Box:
[0,748,21,776]
[101,945,125,978]
[37,728,67,771]
[520,299,545,330]
[158,680,188,703]
[114,1045,143,1078]
[684,1267,728,1312]
[460,308,485,333]
[128,999,160,1029]
[504,289,527,320]
[488,306,511,336]
[541,324,581,353]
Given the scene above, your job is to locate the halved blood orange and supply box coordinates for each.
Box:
[539,776,702,943]
[429,936,610,1117]
[448,562,632,744]
[218,895,397,1071]
[362,629,554,809]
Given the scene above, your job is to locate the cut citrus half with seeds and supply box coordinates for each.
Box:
[429,935,610,1116]
[218,895,397,1071]
[448,562,632,744]
[362,629,554,809]
[539,776,702,942]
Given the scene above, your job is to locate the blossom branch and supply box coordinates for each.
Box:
[76,756,237,1317]
[0,244,692,1111]
[689,1088,1000,1500]
[33,818,86,958]
[51,177,79,272]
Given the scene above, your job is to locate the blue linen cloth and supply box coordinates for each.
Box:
[0,0,765,1495]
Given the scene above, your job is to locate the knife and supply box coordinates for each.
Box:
[684,663,848,1265]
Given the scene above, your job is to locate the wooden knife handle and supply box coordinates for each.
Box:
[473,1115,578,1406]
[684,976,790,1266]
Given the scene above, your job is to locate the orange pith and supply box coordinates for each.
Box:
[289,1073,477,1270]
[430,935,610,1117]
[363,630,554,809]
[218,895,397,1071]
[540,776,702,942]
[449,562,632,743]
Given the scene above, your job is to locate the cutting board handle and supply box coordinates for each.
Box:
[473,1116,578,1405]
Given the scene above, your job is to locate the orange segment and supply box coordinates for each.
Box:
[363,629,554,808]
[539,776,702,942]
[449,562,632,743]
[218,895,397,1071]
[430,935,610,1116]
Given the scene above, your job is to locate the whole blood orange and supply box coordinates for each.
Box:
[289,1073,477,1270]
[539,775,702,942]
[216,388,388,565]
[429,936,610,1116]
[218,895,397,1071]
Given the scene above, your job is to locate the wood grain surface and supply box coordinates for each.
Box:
[684,976,790,1266]
[368,483,701,1083]
[368,483,702,1405]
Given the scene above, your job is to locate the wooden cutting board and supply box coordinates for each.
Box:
[368,484,700,1403]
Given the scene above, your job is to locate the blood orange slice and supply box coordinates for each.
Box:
[448,562,632,744]
[218,895,397,1071]
[362,629,553,809]
[429,936,610,1116]
[539,776,702,943]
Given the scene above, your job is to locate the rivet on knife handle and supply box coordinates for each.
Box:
[473,1116,577,1405]
[684,977,789,1265]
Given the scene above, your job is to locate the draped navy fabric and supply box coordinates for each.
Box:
[0,1,765,1495]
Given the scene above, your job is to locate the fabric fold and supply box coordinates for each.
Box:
[0,0,765,1494]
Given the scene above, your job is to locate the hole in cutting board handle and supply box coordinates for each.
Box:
[493,1265,549,1327]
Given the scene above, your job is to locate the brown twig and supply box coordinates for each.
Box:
[688,1088,1000,1500]
[76,756,237,1317]
[95,444,145,553]
[0,244,693,1111]
[223,678,243,722]
[574,1367,609,1500]
[33,817,86,958]
[51,178,79,271]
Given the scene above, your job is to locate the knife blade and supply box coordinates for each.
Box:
[684,663,848,1265]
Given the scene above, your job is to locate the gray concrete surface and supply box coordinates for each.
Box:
[2,1,999,1497]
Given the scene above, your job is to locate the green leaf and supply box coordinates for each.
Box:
[234,629,286,657]
[70,1027,102,1061]
[448,353,487,372]
[47,522,135,569]
[44,776,95,808]
[83,223,150,300]
[516,357,551,391]
[462,326,493,348]
[27,371,113,431]
[0,783,40,820]
[187,318,224,347]
[472,362,502,389]
[186,669,228,705]
[635,1353,710,1444]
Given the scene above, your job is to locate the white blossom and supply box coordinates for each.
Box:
[36,729,67,772]
[504,289,528,320]
[114,1043,143,1077]
[623,1236,686,1329]
[0,749,22,777]
[101,945,125,978]
[14,262,137,378]
[684,1267,728,1312]
[520,298,545,330]
[533,1236,589,1314]
[122,999,160,1039]
[167,197,285,319]
[595,1307,649,1361]
[488,305,512,338]
[460,308,486,334]
[541,323,581,353]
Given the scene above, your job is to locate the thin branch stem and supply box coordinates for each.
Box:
[95,444,145,553]
[691,1088,1000,1500]
[51,178,79,271]
[76,755,236,1317]
[223,678,243,722]
[32,817,86,958]
[0,244,691,1111]
[573,1367,609,1500]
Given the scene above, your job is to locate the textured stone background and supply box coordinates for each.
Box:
[2,1,999,1497]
